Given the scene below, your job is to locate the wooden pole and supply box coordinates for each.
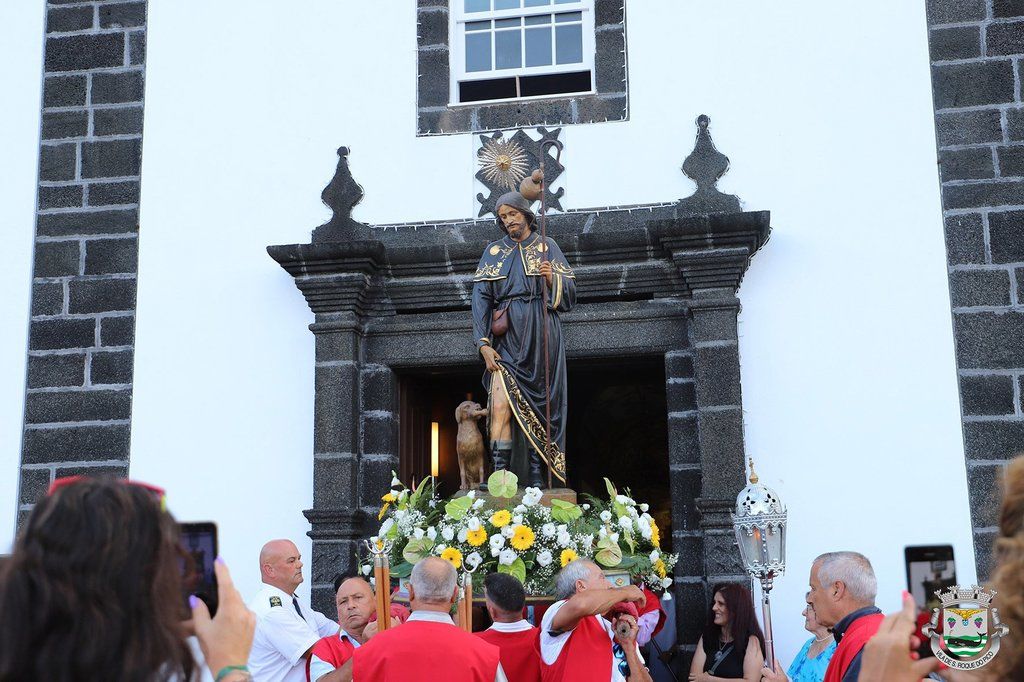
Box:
[537,139,563,490]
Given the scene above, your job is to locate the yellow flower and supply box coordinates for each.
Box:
[560,549,578,567]
[441,547,463,569]
[382,492,397,503]
[377,504,390,520]
[654,558,667,579]
[466,527,488,547]
[650,521,661,548]
[490,510,512,528]
[510,525,535,551]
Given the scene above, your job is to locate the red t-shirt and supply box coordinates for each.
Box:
[476,623,541,682]
[307,632,356,682]
[354,619,500,682]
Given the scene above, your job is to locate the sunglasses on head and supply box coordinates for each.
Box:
[48,475,167,509]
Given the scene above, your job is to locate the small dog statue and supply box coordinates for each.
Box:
[455,400,488,491]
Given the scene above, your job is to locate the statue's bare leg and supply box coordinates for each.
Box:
[488,377,512,472]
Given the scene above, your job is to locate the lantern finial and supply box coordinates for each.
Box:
[748,457,759,484]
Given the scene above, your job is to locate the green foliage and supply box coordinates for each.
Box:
[487,470,519,498]
[498,557,527,583]
[390,561,413,578]
[595,536,622,567]
[402,537,434,564]
[444,496,473,520]
[550,498,582,523]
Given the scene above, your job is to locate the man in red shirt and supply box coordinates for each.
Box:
[336,557,505,681]
[540,559,651,682]
[307,574,375,682]
[761,551,883,682]
[476,572,541,682]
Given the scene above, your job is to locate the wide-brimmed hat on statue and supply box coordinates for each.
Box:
[494,191,536,233]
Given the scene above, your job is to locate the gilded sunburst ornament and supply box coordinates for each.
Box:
[478,138,529,191]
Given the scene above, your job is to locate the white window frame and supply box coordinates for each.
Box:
[449,0,596,106]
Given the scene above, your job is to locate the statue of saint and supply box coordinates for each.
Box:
[471,191,576,488]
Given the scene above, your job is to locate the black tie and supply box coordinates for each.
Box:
[292,596,304,620]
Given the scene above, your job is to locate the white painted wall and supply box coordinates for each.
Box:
[134,0,973,657]
[0,4,45,552]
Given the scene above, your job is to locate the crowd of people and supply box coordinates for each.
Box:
[2,460,1024,682]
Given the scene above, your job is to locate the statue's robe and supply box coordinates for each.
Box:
[472,231,576,484]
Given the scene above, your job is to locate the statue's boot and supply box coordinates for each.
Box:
[491,441,511,473]
[528,450,545,489]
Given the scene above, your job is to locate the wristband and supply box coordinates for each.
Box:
[215,665,251,682]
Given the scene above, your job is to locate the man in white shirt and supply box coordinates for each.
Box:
[540,559,651,682]
[247,539,337,682]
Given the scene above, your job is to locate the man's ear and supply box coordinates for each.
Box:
[450,584,460,606]
[832,581,845,601]
[408,584,417,602]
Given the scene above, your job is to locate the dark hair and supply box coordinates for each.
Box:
[483,572,526,614]
[333,572,366,593]
[0,478,196,682]
[702,583,766,656]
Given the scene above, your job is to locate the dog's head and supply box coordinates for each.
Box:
[455,400,486,422]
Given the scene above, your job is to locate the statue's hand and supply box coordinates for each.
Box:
[539,260,553,287]
[480,345,502,372]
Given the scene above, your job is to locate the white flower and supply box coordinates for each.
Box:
[468,517,481,532]
[502,525,515,538]
[615,494,629,504]
[427,526,437,541]
[522,487,543,506]
[581,534,594,552]
[467,490,476,500]
[581,504,590,511]
[369,577,376,588]
[441,527,455,542]
[393,509,407,523]
[640,513,653,524]
[557,524,568,533]
[556,530,572,547]
[490,534,506,552]
[379,518,395,537]
[639,503,649,513]
[662,577,673,589]
[628,507,640,520]
[458,528,468,543]
[600,510,612,523]
[473,499,485,509]
[513,504,527,514]
[499,548,517,566]
[466,551,483,568]
[391,475,401,487]
[361,564,372,576]
[512,515,523,525]
[639,522,652,540]
[413,527,425,540]
[429,500,437,508]
[542,523,556,538]
[599,526,609,539]
[537,550,553,567]
[610,532,619,543]
[649,550,660,563]
[618,516,633,532]
[435,544,447,555]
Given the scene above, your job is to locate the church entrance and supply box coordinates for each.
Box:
[397,358,671,550]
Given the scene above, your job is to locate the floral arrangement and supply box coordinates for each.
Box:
[362,471,677,595]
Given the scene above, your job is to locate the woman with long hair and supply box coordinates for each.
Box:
[688,583,766,682]
[0,476,254,681]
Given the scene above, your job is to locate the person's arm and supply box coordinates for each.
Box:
[614,615,653,682]
[689,636,706,678]
[191,560,256,682]
[549,585,646,633]
[320,658,352,682]
[472,279,495,352]
[858,593,942,682]
[742,636,765,682]
[261,609,319,664]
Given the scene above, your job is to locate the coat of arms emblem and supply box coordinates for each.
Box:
[921,585,1009,670]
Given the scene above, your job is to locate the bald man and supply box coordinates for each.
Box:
[248,539,338,682]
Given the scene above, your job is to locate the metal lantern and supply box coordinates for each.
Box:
[732,458,787,670]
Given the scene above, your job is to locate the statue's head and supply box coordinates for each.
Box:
[494,191,536,238]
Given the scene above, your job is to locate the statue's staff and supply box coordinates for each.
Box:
[364,537,393,631]
[521,139,563,490]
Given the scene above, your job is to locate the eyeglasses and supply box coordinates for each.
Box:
[48,475,167,510]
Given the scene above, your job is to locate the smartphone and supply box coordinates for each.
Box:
[904,545,956,611]
[180,522,218,617]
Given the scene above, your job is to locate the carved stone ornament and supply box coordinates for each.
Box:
[312,146,371,242]
[678,115,742,216]
[476,127,564,217]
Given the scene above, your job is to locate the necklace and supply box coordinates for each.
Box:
[814,633,834,643]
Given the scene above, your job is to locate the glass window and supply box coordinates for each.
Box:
[525,26,552,67]
[494,0,520,8]
[466,32,491,72]
[465,0,490,12]
[495,28,522,69]
[555,23,582,64]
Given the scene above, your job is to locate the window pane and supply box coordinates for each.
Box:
[466,32,491,72]
[554,0,576,3]
[466,20,491,31]
[465,0,490,12]
[495,17,521,28]
[524,0,550,5]
[525,26,552,66]
[494,0,520,8]
[554,11,582,22]
[525,14,551,24]
[555,23,582,64]
[495,29,522,69]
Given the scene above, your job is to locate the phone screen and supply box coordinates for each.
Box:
[904,545,956,611]
[180,522,218,617]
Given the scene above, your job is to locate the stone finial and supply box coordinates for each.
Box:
[312,146,370,241]
[678,115,741,216]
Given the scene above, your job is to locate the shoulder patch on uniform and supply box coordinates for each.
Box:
[269,596,282,607]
